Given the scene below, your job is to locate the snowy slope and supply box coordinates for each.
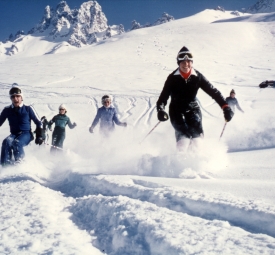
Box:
[0,9,275,254]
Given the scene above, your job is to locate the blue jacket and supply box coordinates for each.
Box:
[91,106,124,132]
[225,97,243,112]
[0,103,42,134]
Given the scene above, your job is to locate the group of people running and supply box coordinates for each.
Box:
[0,46,244,167]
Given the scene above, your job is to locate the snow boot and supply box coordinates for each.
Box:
[177,138,191,153]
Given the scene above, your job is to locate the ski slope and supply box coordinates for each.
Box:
[0,9,275,254]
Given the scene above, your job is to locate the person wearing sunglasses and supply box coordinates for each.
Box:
[48,104,76,153]
[0,83,45,166]
[156,46,234,152]
[89,95,127,136]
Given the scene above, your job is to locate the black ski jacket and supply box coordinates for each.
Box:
[156,68,227,111]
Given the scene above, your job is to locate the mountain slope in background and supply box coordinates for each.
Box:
[247,0,275,13]
[1,0,175,53]
[0,8,247,58]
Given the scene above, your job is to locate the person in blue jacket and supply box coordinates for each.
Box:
[89,95,127,136]
[0,84,45,166]
[225,89,244,113]
[48,104,77,153]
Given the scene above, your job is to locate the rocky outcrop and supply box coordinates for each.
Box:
[28,1,124,47]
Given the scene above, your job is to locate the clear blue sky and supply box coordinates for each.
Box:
[0,0,256,41]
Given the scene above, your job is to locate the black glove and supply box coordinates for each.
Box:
[89,127,94,133]
[223,106,234,122]
[35,137,44,145]
[157,110,169,122]
[121,122,127,127]
[35,127,45,145]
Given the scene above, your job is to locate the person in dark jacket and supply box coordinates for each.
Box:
[48,104,76,153]
[156,46,234,152]
[226,89,244,113]
[0,84,44,166]
[89,95,127,136]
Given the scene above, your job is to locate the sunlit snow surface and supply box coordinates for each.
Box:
[1,10,275,255]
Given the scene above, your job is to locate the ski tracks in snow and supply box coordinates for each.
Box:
[46,173,275,255]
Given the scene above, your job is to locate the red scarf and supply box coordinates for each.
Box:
[179,69,191,80]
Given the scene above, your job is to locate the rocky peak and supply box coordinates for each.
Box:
[28,1,123,47]
[6,30,25,43]
[131,12,174,31]
[246,0,275,13]
[153,12,174,25]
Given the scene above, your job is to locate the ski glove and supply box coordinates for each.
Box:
[223,106,234,122]
[157,110,169,122]
[35,127,45,145]
[89,127,94,133]
[73,122,77,127]
[121,122,127,127]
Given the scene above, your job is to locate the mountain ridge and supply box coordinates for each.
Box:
[247,0,275,13]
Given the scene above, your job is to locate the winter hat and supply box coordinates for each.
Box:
[177,46,193,65]
[230,89,235,95]
[101,95,112,105]
[9,83,23,100]
[59,104,67,113]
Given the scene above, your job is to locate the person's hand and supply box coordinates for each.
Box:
[73,122,77,127]
[157,110,169,122]
[223,106,234,122]
[35,136,44,145]
[122,122,127,127]
[89,127,93,133]
[49,128,52,132]
[35,127,45,145]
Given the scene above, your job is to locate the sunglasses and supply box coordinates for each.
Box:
[177,52,193,61]
[103,100,111,103]
[59,108,66,111]
[11,95,21,99]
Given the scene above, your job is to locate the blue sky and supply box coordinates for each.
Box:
[0,0,256,42]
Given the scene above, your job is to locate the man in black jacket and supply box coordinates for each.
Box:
[156,46,234,152]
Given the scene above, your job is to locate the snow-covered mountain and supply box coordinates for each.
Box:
[130,12,174,30]
[0,0,177,56]
[247,0,275,13]
[2,0,124,50]
[28,0,124,47]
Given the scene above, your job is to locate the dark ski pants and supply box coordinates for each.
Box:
[1,131,32,166]
[169,107,203,141]
[50,129,65,153]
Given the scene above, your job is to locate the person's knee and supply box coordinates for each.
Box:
[175,130,190,142]
[12,138,22,148]
[3,136,14,147]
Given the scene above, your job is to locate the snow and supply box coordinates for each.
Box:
[0,9,275,255]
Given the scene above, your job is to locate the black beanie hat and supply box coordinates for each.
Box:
[177,46,193,65]
[230,89,235,95]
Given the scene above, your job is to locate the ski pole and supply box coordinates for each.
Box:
[219,121,227,140]
[139,121,161,144]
